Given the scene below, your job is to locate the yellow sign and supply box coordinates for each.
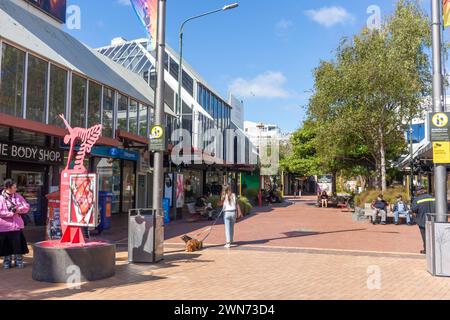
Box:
[150,125,164,139]
[433,142,450,163]
[432,113,449,128]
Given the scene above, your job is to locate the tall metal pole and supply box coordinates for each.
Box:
[431,0,447,222]
[152,0,167,217]
[409,122,414,201]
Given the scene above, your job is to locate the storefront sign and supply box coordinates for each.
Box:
[430,112,450,141]
[149,125,166,151]
[23,0,67,23]
[0,141,63,165]
[433,142,450,164]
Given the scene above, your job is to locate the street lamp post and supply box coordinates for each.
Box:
[177,3,239,132]
[431,0,447,222]
[409,122,414,201]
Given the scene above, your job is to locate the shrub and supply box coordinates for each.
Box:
[354,186,410,208]
[207,195,221,209]
[238,196,253,216]
[244,189,259,204]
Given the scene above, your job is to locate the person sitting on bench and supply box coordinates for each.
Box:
[392,195,412,226]
[320,191,329,208]
[371,194,388,225]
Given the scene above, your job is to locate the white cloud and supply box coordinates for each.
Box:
[305,6,354,28]
[229,71,292,99]
[276,19,293,31]
[117,0,131,6]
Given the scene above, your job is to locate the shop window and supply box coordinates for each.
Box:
[88,81,101,127]
[0,163,6,187]
[48,64,67,127]
[102,87,115,137]
[139,104,148,136]
[26,54,48,123]
[13,129,46,146]
[71,74,87,128]
[129,99,138,134]
[122,161,135,213]
[0,44,25,118]
[0,126,10,139]
[117,94,128,131]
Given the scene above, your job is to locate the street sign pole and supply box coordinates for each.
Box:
[432,0,447,222]
[152,0,167,219]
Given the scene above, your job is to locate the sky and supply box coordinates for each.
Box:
[63,0,440,133]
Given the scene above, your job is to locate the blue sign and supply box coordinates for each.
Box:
[59,143,139,162]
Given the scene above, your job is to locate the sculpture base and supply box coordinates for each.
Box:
[32,241,116,283]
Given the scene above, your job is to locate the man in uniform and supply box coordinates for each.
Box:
[411,187,436,254]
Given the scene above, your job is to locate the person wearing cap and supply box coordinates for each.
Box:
[411,187,436,254]
[392,195,413,226]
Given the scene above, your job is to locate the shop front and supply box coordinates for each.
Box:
[89,146,140,214]
[0,130,64,226]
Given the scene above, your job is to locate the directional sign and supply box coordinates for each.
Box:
[433,141,450,164]
[149,125,166,151]
[430,112,450,141]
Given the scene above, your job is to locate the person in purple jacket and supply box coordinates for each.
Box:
[0,179,30,269]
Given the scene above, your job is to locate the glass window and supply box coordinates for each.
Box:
[169,58,179,79]
[102,87,114,137]
[117,94,128,131]
[129,99,138,134]
[48,64,67,127]
[26,54,47,123]
[71,74,87,128]
[0,44,25,117]
[139,104,148,136]
[182,71,194,96]
[122,160,135,213]
[88,81,101,127]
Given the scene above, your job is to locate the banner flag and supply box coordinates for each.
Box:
[444,0,450,28]
[130,0,158,51]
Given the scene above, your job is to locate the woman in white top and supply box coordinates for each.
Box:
[222,185,238,248]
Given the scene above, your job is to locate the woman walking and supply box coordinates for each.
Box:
[221,185,241,248]
[0,179,30,269]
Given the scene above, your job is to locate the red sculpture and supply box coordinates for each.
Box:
[59,115,102,244]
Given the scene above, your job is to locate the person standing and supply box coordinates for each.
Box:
[0,180,30,269]
[411,187,436,254]
[221,185,241,248]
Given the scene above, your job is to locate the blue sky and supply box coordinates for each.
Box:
[64,0,437,133]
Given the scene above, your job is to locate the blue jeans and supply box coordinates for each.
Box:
[394,210,411,224]
[224,210,236,244]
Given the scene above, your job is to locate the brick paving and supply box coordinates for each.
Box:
[1,196,446,300]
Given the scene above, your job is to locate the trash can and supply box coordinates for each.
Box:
[162,198,170,224]
[128,209,164,263]
[97,192,113,234]
[426,214,450,277]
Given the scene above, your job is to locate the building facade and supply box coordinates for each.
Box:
[0,0,180,226]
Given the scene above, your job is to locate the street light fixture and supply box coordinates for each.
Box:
[177,3,239,134]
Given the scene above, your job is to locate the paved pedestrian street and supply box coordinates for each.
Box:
[2,197,450,300]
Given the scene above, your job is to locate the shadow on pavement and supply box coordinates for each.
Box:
[1,250,213,300]
[233,228,367,246]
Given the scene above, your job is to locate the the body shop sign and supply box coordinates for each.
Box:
[0,141,63,165]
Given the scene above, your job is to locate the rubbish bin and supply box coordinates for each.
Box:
[426,214,450,277]
[162,198,170,224]
[128,209,164,263]
[97,191,113,234]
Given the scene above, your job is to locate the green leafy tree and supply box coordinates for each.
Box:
[308,0,431,192]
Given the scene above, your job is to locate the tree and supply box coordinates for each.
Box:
[308,0,431,192]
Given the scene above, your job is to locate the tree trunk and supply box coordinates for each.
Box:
[379,127,387,193]
[332,171,337,195]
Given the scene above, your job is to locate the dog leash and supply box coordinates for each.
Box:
[194,208,224,243]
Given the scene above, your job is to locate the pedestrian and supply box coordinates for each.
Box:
[371,194,388,225]
[392,195,413,226]
[221,185,241,248]
[411,187,436,254]
[0,179,30,269]
[320,191,329,208]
